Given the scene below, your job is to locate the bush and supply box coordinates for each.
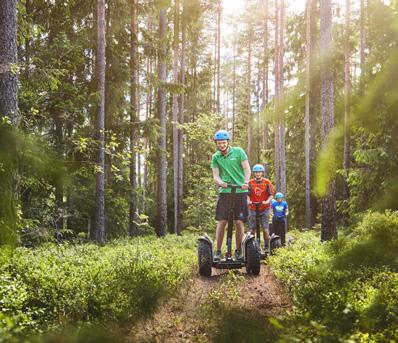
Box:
[268,211,398,342]
[0,234,196,341]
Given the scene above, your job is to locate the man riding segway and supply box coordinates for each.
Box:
[210,130,251,262]
[247,164,274,258]
[197,130,261,276]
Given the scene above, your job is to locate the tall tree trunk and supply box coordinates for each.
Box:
[247,24,252,161]
[279,0,286,196]
[232,40,236,142]
[305,0,311,229]
[320,0,337,241]
[262,0,269,152]
[95,0,106,243]
[274,0,281,191]
[342,0,351,225]
[216,0,221,114]
[129,0,139,236]
[310,0,318,225]
[156,7,168,237]
[360,0,365,94]
[172,0,180,234]
[213,17,217,111]
[178,0,186,235]
[0,0,18,245]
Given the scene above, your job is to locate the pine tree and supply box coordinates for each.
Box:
[320,0,337,241]
[156,6,168,237]
[95,0,106,243]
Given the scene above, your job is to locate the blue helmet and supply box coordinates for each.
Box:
[275,192,284,199]
[214,130,230,141]
[252,164,265,173]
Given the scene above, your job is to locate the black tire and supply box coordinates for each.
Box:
[198,241,212,277]
[270,238,282,255]
[246,240,261,275]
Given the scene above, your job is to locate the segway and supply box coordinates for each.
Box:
[251,202,267,260]
[198,184,260,277]
[269,214,283,254]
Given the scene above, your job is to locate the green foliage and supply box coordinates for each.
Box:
[268,211,398,341]
[0,234,196,341]
[182,112,225,231]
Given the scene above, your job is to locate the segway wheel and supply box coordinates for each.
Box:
[270,238,282,255]
[246,240,261,275]
[198,241,212,277]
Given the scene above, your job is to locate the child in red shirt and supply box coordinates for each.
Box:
[247,164,275,252]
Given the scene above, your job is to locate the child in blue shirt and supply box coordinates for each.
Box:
[271,192,289,245]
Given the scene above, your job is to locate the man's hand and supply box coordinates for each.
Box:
[241,182,249,190]
[219,181,228,188]
[262,199,271,205]
[247,199,252,205]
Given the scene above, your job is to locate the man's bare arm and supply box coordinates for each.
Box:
[241,159,251,185]
[212,168,227,187]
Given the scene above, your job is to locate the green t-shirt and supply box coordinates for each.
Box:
[211,146,249,194]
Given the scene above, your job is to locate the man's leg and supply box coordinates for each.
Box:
[235,220,244,249]
[216,220,227,251]
[248,209,256,235]
[262,209,270,250]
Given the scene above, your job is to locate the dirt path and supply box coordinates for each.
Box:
[128,263,291,343]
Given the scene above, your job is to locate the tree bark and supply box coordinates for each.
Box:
[262,0,269,152]
[232,40,236,142]
[172,0,180,234]
[178,0,187,235]
[274,0,281,191]
[129,0,139,236]
[0,0,18,125]
[320,0,337,241]
[360,0,365,94]
[279,0,286,196]
[156,7,168,237]
[0,0,18,245]
[95,0,106,243]
[247,24,252,162]
[216,0,221,114]
[305,0,311,229]
[342,0,351,225]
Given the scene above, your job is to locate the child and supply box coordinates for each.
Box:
[247,164,275,252]
[271,192,289,246]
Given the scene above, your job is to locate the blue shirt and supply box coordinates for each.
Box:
[271,200,288,219]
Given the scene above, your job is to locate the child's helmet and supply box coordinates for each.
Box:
[275,192,284,199]
[214,130,230,141]
[252,164,265,172]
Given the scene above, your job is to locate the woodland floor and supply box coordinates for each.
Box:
[128,263,292,343]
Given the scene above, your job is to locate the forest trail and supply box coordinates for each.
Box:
[128,264,291,343]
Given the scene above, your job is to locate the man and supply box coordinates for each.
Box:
[247,164,274,252]
[211,130,251,262]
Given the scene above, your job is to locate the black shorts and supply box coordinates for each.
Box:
[215,192,248,222]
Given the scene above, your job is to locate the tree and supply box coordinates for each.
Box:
[262,0,269,152]
[95,0,106,243]
[178,0,187,235]
[274,0,281,192]
[129,0,139,236]
[216,0,221,114]
[305,0,312,229]
[320,0,337,241]
[172,0,180,234]
[342,0,351,225]
[0,0,18,245]
[156,6,168,237]
[279,0,286,196]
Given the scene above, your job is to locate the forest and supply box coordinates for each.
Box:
[0,0,397,341]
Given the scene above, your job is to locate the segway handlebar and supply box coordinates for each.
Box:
[226,184,242,189]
